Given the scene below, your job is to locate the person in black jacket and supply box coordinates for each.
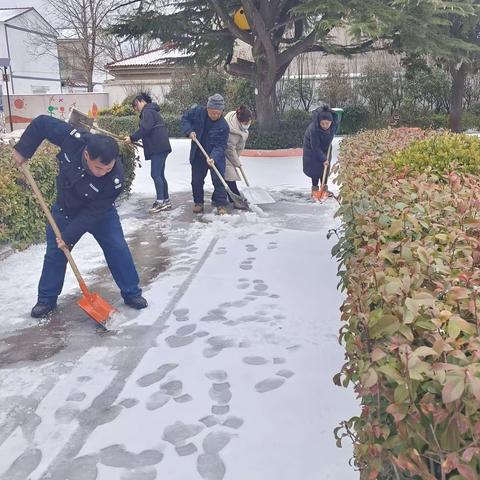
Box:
[302,105,338,200]
[13,115,147,318]
[181,94,230,215]
[125,93,172,213]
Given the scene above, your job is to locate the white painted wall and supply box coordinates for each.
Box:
[1,9,61,95]
[103,79,171,106]
[2,92,108,131]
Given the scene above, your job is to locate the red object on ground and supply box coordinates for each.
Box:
[242,148,303,157]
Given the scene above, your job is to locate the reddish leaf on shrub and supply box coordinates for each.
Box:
[462,447,480,463]
[457,463,478,480]
[442,376,465,403]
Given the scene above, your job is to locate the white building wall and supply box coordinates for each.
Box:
[2,9,61,95]
[103,79,171,106]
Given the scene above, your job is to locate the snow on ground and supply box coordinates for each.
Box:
[0,138,359,480]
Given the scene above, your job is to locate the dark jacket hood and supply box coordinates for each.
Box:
[311,107,337,132]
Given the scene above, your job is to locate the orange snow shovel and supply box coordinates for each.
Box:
[10,141,115,327]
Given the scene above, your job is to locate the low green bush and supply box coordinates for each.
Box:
[334,128,480,479]
[0,142,58,248]
[392,133,480,176]
[98,102,135,117]
[341,105,370,134]
[98,114,184,140]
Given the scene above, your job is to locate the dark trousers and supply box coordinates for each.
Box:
[311,155,332,187]
[191,156,228,206]
[226,181,240,202]
[150,152,169,201]
[38,204,141,306]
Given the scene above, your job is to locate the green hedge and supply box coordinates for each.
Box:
[98,114,184,140]
[0,141,136,249]
[392,133,480,176]
[334,128,480,479]
[0,142,58,248]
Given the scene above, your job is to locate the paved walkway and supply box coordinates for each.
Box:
[0,140,358,480]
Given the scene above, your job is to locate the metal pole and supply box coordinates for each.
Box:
[3,66,13,131]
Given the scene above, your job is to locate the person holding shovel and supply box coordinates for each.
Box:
[125,92,172,213]
[224,105,252,209]
[302,105,339,201]
[12,115,148,318]
[181,93,229,215]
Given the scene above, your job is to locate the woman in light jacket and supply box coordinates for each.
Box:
[224,105,253,207]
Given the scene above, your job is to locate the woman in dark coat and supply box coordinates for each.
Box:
[302,105,338,200]
[125,92,172,213]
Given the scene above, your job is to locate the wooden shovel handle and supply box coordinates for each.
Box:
[320,144,333,189]
[237,165,250,187]
[10,142,89,293]
[193,138,230,191]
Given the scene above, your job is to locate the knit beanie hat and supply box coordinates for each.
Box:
[207,93,225,111]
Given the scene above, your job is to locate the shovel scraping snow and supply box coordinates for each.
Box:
[237,165,275,204]
[193,137,250,210]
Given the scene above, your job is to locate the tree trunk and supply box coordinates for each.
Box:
[255,66,279,132]
[448,62,467,132]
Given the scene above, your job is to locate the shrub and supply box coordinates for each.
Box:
[333,128,480,479]
[340,105,370,134]
[97,114,183,139]
[281,108,311,125]
[99,102,135,117]
[247,126,304,149]
[392,133,480,176]
[226,78,256,113]
[165,67,228,113]
[246,110,311,149]
[359,60,404,117]
[0,142,58,248]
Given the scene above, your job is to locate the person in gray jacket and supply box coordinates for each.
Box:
[224,105,252,207]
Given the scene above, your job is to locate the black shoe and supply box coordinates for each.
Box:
[124,295,148,310]
[31,302,56,318]
[149,200,172,213]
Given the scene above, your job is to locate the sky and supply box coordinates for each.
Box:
[0,0,47,8]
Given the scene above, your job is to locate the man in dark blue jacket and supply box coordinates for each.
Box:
[181,94,229,215]
[12,115,147,318]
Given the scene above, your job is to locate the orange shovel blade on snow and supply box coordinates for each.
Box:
[77,282,116,326]
[77,293,115,325]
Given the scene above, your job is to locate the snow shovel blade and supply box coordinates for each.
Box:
[230,191,250,210]
[77,292,116,326]
[241,187,275,205]
[68,108,94,131]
